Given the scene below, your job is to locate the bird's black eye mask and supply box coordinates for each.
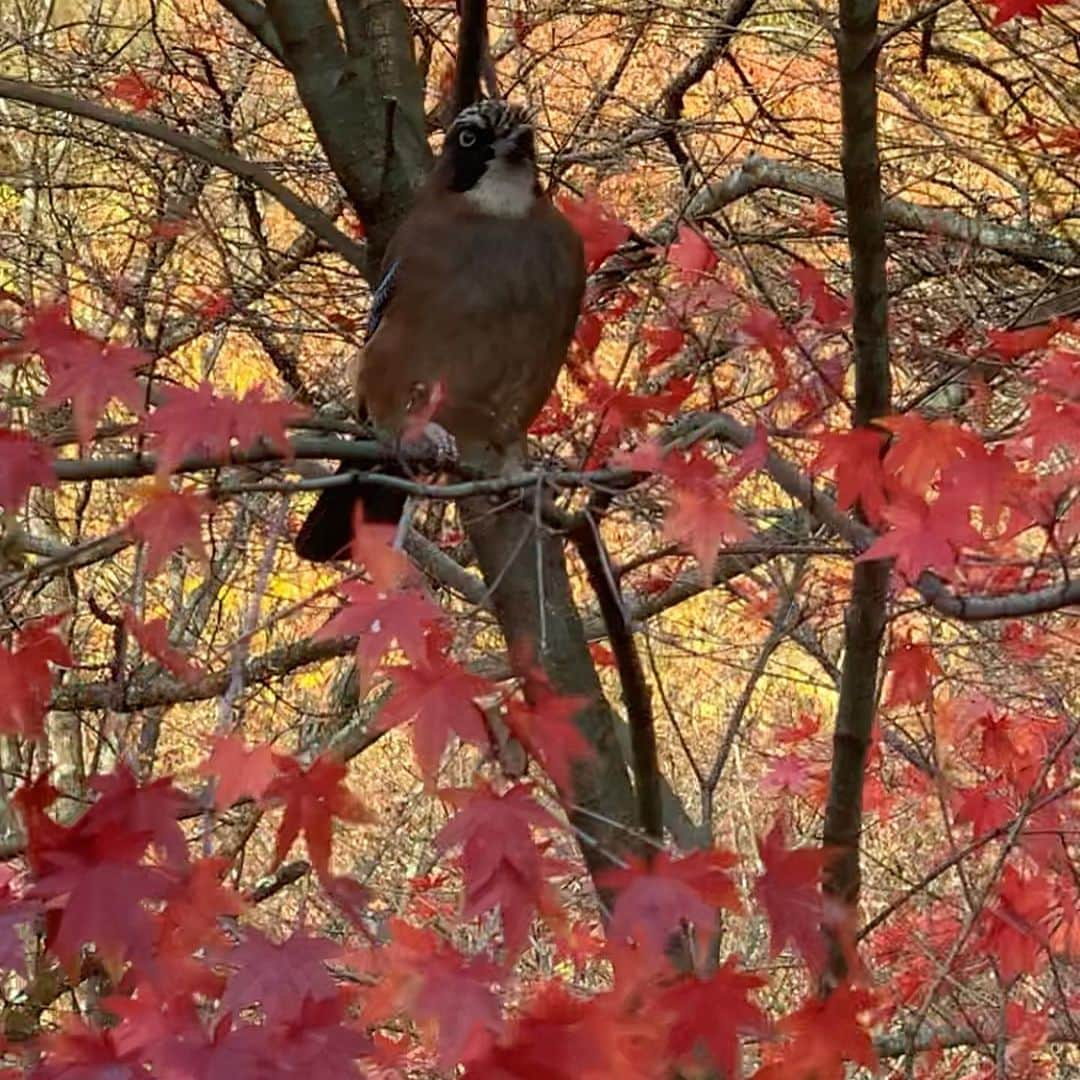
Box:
[447,124,496,193]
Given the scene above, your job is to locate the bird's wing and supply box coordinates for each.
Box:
[366,257,401,340]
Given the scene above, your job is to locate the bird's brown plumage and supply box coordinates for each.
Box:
[294,100,585,562]
[359,189,584,472]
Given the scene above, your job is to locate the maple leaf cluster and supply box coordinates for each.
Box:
[0,100,1075,1080]
[0,505,880,1079]
[0,745,875,1078]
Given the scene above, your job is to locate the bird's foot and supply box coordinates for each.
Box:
[414,422,458,465]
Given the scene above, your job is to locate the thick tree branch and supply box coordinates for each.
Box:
[41,424,1080,622]
[216,0,288,63]
[451,0,490,115]
[0,77,366,271]
[685,155,1078,265]
[264,0,429,271]
[659,0,757,179]
[703,413,1080,621]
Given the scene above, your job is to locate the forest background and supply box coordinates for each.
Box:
[0,0,1078,1076]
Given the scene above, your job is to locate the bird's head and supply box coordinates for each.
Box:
[441,100,539,218]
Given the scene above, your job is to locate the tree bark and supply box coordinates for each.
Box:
[249,1,641,879]
[821,0,892,984]
[263,0,429,278]
[461,498,639,882]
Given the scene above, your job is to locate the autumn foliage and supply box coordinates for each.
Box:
[0,0,1077,1077]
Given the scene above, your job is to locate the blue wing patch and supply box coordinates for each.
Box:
[367,258,399,340]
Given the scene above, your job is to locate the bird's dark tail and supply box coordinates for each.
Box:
[294,461,409,563]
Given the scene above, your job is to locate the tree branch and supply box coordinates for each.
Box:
[43,423,1080,622]
[569,516,662,843]
[216,0,288,63]
[0,77,366,271]
[684,154,1078,266]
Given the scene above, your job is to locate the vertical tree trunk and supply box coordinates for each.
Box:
[260,0,640,885]
[461,499,640,882]
[822,0,892,982]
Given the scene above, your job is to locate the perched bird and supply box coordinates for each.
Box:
[295,99,586,562]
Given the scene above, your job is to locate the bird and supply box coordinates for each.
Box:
[295,99,586,562]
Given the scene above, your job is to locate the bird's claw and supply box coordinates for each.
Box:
[418,422,458,465]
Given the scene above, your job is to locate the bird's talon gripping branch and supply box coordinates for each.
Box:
[420,422,458,465]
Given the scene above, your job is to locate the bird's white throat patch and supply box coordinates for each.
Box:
[464,159,536,218]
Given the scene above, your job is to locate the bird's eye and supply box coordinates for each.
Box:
[458,129,477,148]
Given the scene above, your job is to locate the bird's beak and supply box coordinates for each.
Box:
[499,126,535,164]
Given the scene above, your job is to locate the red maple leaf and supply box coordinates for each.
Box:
[983,0,1066,25]
[952,782,1013,837]
[987,322,1060,360]
[220,929,339,1022]
[263,753,369,878]
[776,711,821,744]
[40,861,172,977]
[761,754,814,796]
[976,865,1053,982]
[502,676,593,794]
[811,427,888,524]
[156,857,247,954]
[729,421,770,485]
[790,264,850,327]
[144,382,234,477]
[38,1014,142,1076]
[362,919,503,1069]
[0,426,55,511]
[884,637,941,708]
[130,1010,265,1077]
[754,985,877,1079]
[126,486,214,577]
[799,199,835,234]
[573,310,603,363]
[377,635,494,781]
[107,70,163,110]
[469,970,669,1079]
[601,849,742,955]
[0,613,72,738]
[144,382,305,479]
[557,195,630,270]
[314,581,443,691]
[88,764,193,868]
[738,305,794,389]
[231,384,309,456]
[436,783,561,955]
[659,960,768,1076]
[1021,392,1080,462]
[194,288,233,322]
[588,376,694,461]
[668,225,718,280]
[35,324,146,446]
[123,606,203,684]
[939,442,1025,536]
[1035,347,1080,395]
[640,324,685,371]
[858,490,981,581]
[754,817,829,974]
[198,734,278,810]
[265,995,373,1076]
[663,486,750,579]
[348,506,415,591]
[877,413,981,496]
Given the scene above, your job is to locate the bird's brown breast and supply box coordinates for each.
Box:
[358,195,585,468]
